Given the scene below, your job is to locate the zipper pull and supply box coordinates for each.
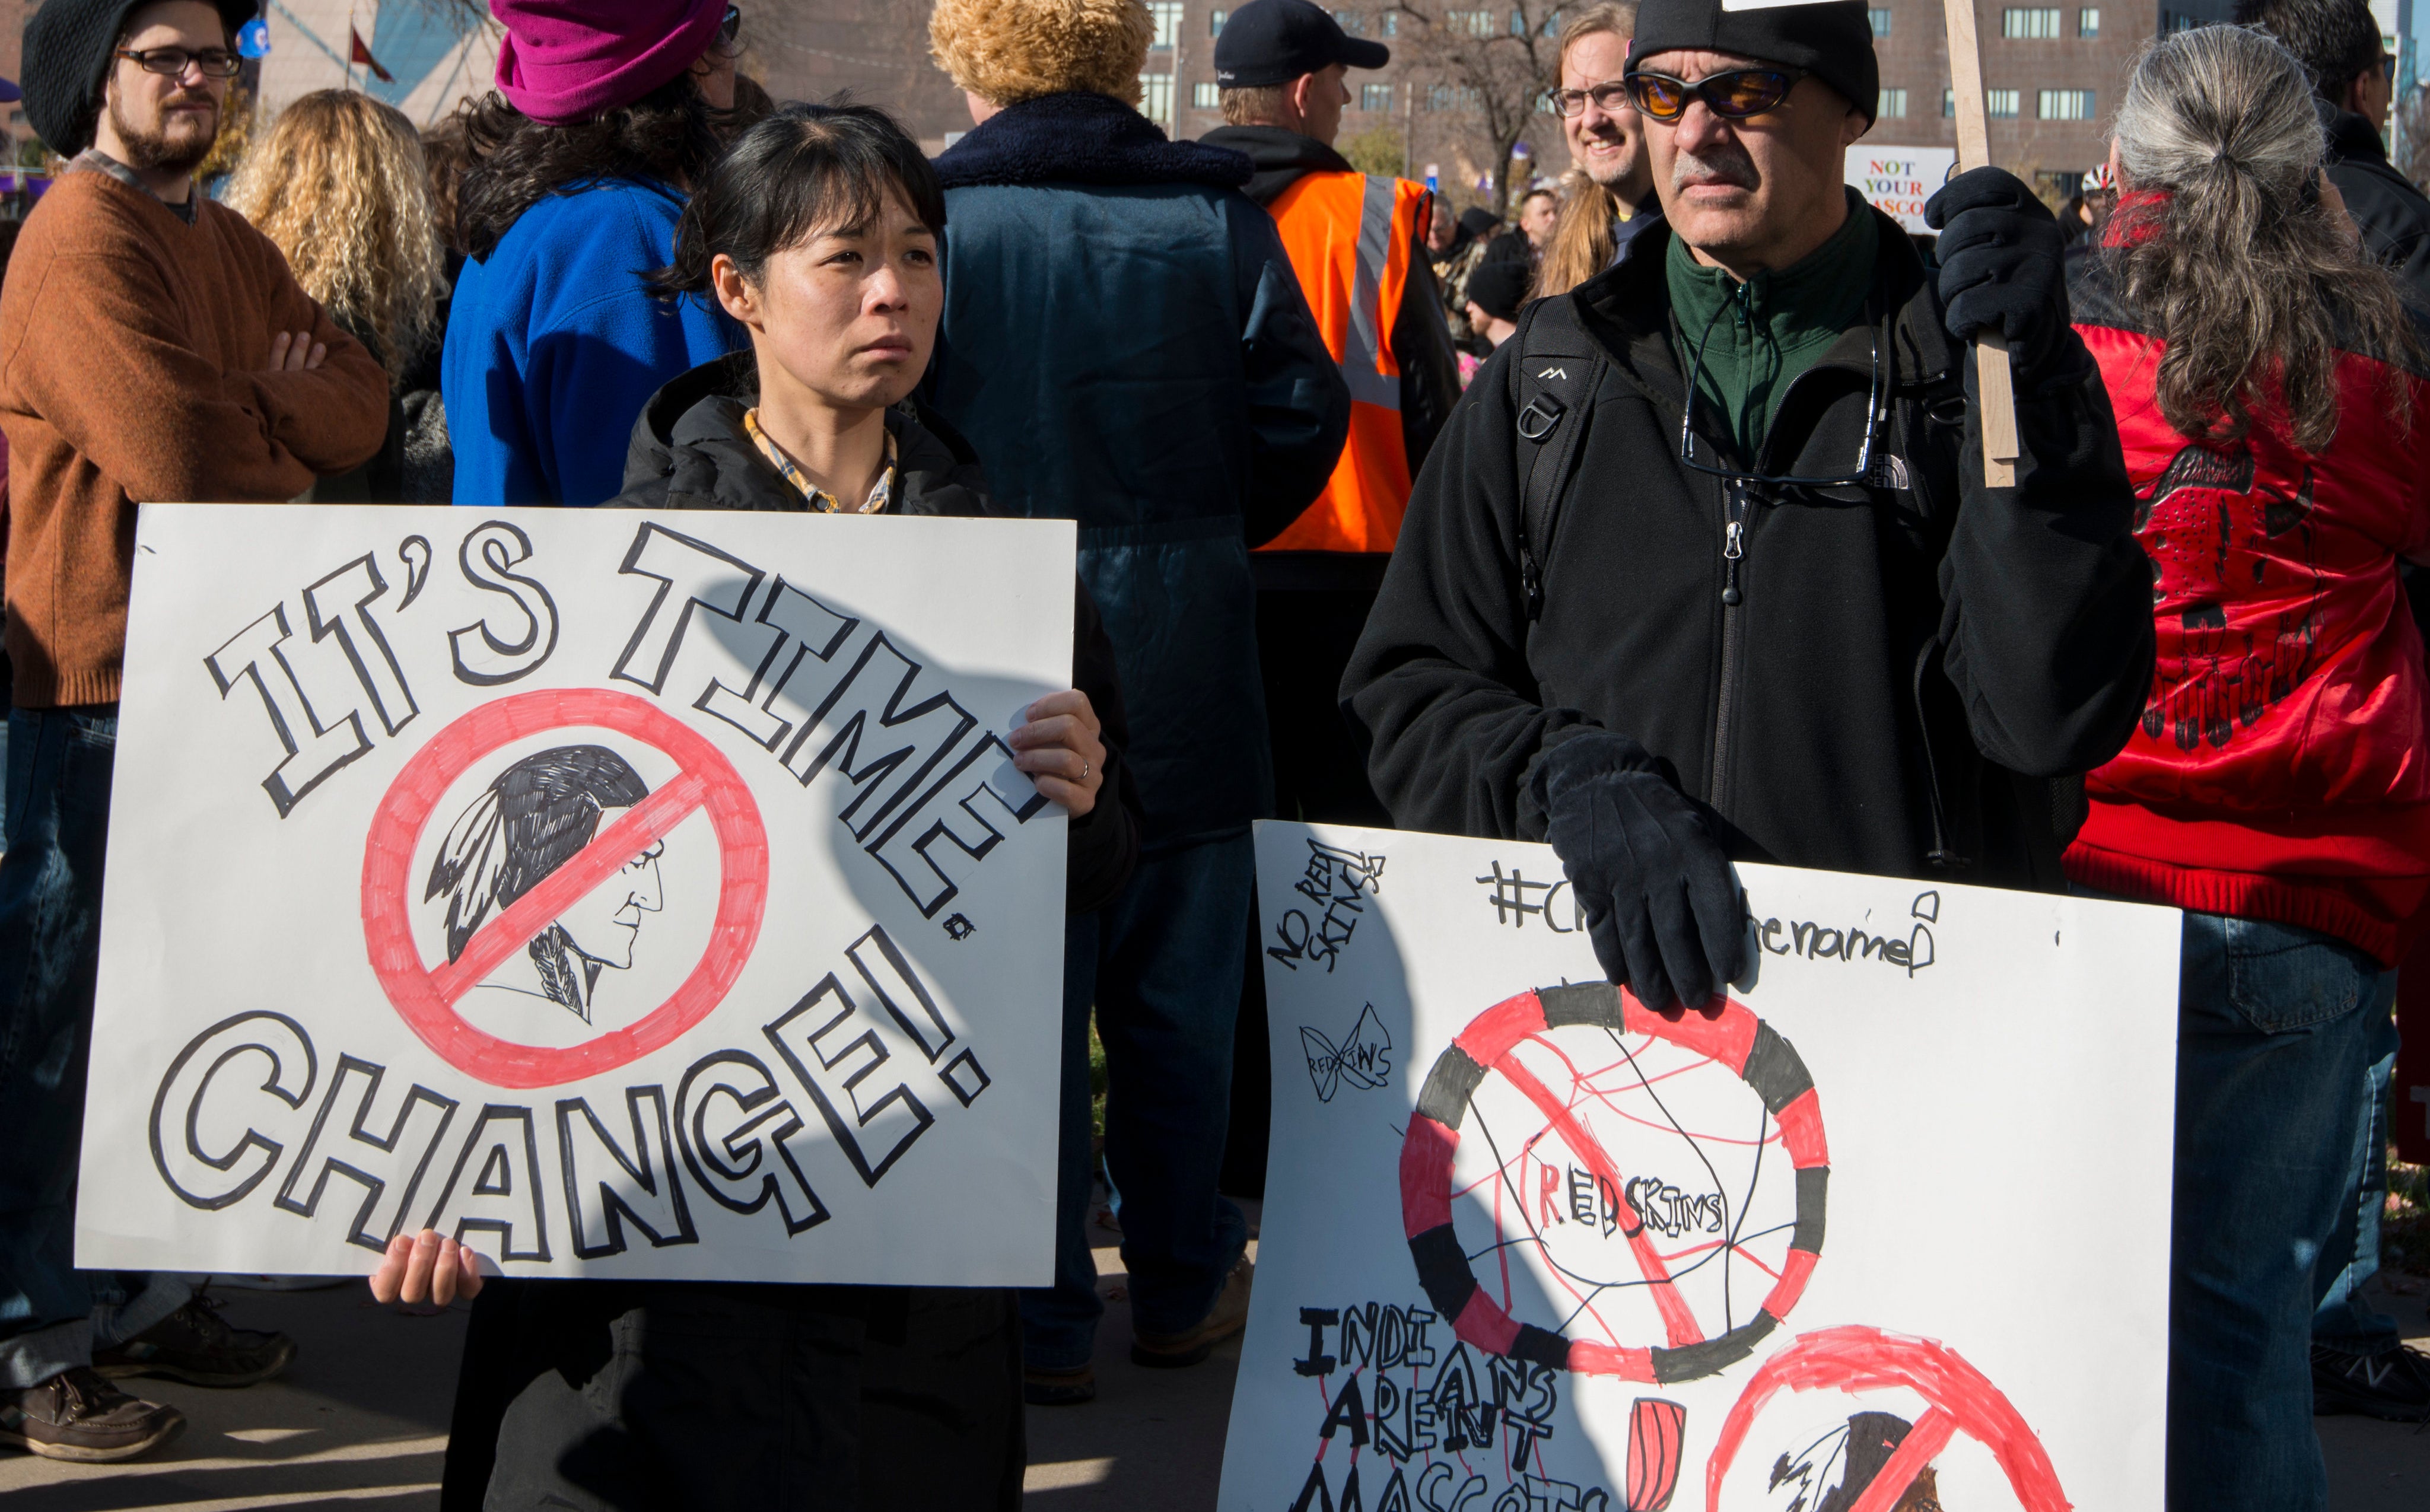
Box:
[1722,482,1749,606]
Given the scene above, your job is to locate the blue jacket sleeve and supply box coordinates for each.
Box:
[1232,198,1350,546]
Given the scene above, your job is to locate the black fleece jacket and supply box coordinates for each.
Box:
[1343,208,2154,888]
[609,354,1144,914]
[1199,124,1463,495]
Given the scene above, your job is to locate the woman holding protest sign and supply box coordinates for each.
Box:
[2065,24,2430,1510]
[376,100,1142,1511]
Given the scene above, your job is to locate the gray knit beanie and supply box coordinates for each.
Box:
[23,0,258,156]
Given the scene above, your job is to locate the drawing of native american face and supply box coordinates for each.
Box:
[2134,443,2326,752]
[424,744,669,1024]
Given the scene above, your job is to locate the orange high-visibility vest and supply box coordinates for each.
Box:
[1258,171,1429,555]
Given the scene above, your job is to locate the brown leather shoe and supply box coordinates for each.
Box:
[0,1367,185,1462]
[1023,1363,1098,1406]
[1130,1259,1254,1368]
[93,1294,295,1388]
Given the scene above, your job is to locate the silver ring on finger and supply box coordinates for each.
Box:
[1081,760,1090,780]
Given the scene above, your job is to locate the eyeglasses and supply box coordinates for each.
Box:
[1623,66,1806,122]
[1676,293,1888,491]
[115,46,243,79]
[1548,81,1633,117]
[717,5,742,46]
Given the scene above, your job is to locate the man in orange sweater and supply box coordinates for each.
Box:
[0,0,386,1462]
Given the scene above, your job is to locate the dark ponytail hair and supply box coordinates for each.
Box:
[653,99,947,301]
[455,73,726,261]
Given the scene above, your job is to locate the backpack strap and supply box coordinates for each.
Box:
[1507,295,1608,620]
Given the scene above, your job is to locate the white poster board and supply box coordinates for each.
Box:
[1847,146,1960,234]
[77,505,1074,1285]
[1222,822,2178,1511]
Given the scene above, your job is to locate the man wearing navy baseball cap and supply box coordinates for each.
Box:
[1201,0,1460,1197]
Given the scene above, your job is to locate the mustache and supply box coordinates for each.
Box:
[162,90,218,111]
[1672,144,1759,192]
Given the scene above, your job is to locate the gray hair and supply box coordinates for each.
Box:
[2107,23,2416,451]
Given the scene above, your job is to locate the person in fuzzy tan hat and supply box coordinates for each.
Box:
[922,0,1350,1408]
[928,0,1150,113]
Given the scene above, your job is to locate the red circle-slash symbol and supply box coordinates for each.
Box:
[361,688,769,1090]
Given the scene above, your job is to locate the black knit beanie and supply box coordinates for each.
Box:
[1627,0,1879,126]
[23,0,258,156]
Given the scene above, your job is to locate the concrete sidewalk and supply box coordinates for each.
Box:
[0,1259,2422,1509]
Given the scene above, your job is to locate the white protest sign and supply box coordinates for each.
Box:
[1222,822,2178,1512]
[1847,146,1959,234]
[77,505,1075,1285]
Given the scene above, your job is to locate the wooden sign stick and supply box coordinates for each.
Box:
[1939,0,2022,488]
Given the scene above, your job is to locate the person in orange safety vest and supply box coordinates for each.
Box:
[1200,0,1461,1198]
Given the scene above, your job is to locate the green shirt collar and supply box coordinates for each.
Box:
[1666,192,1879,461]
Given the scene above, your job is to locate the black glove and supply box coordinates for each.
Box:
[1531,731,1745,1011]
[1925,166,2068,373]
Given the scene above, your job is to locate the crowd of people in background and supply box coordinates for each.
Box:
[0,0,2422,1507]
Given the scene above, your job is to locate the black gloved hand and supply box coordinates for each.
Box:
[1924,166,2068,373]
[1531,730,1745,1011]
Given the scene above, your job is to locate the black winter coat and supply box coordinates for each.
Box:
[438,356,1144,1512]
[2324,107,2430,302]
[1343,206,2155,887]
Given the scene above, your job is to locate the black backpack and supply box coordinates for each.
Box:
[1505,295,1608,623]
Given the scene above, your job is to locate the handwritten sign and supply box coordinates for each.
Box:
[76,505,1074,1284]
[1222,822,2179,1511]
[1847,145,1960,234]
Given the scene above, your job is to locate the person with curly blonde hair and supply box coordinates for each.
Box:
[224,88,447,499]
[926,0,1348,1409]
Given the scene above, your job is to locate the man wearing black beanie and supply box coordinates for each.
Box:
[1346,0,2149,1004]
[0,0,386,1463]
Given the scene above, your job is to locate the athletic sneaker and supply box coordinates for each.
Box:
[2312,1341,2430,1422]
[92,1294,295,1388]
[0,1367,185,1462]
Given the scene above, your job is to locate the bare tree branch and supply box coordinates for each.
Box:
[1389,0,1567,212]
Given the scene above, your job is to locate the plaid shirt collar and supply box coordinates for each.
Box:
[743,409,895,514]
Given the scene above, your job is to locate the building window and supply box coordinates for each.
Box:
[1194,81,1220,108]
[1986,88,2021,116]
[1383,11,1398,35]
[1333,8,1367,34]
[1210,8,1227,34]
[1425,83,1482,112]
[1140,73,1174,126]
[1510,8,1526,33]
[2161,8,2200,30]
[1943,87,1955,116]
[1446,9,1497,36]
[1868,8,1892,35]
[2038,87,2095,118]
[2000,7,2062,36]
[2077,6,2099,35]
[1147,1,1183,48]
[1878,86,1909,117]
[1362,82,1395,112]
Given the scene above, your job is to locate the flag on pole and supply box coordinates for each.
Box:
[349,26,393,84]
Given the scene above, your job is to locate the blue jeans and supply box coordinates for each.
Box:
[0,708,189,1387]
[2309,1003,2403,1357]
[2171,910,2387,1512]
[1021,835,1253,1371]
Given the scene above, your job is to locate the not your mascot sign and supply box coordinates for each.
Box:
[75,505,1074,1284]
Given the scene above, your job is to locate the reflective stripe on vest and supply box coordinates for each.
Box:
[1259,171,1427,555]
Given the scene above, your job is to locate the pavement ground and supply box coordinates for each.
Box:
[0,1231,2422,1510]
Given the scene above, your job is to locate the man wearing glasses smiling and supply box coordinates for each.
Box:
[1346,0,2152,1016]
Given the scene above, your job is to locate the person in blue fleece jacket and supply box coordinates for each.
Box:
[442,0,743,508]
